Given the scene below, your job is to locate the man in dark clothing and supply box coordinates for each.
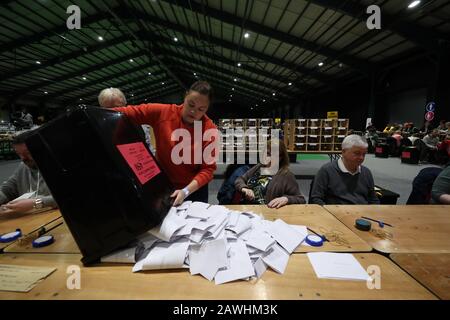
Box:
[310,135,379,205]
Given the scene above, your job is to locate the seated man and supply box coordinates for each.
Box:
[418,129,440,163]
[310,134,379,205]
[431,163,450,204]
[0,131,57,214]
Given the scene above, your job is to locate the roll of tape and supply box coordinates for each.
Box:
[32,235,54,248]
[305,234,324,247]
[0,229,22,243]
[355,219,371,231]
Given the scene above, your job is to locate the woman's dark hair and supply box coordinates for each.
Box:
[189,81,214,101]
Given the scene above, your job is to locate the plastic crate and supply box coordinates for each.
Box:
[321,144,333,151]
[308,127,321,135]
[307,143,319,151]
[322,127,333,135]
[294,143,306,151]
[296,127,307,135]
[321,135,333,144]
[308,119,321,127]
[308,135,319,143]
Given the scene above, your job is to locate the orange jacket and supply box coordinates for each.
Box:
[114,103,217,189]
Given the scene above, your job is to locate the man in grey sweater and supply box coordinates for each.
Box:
[0,131,56,214]
[310,135,380,205]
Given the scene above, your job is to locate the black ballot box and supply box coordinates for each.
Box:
[25,107,174,265]
[375,143,389,158]
[401,147,420,164]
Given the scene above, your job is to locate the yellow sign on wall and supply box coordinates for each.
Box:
[274,118,281,124]
[327,111,338,119]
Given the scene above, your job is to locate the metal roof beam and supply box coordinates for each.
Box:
[120,7,335,85]
[161,0,372,74]
[310,0,446,53]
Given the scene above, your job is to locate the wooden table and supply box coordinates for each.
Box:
[390,253,450,300]
[0,209,61,250]
[4,222,79,254]
[0,253,435,300]
[226,205,372,253]
[324,205,450,254]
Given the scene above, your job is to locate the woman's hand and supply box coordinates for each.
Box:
[241,188,255,201]
[170,190,186,207]
[3,199,35,214]
[267,196,288,209]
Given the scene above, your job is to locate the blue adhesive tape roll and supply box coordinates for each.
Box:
[32,235,54,248]
[305,234,324,247]
[355,219,371,231]
[0,229,22,243]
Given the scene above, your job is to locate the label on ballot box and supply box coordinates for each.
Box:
[117,142,161,185]
[402,151,411,159]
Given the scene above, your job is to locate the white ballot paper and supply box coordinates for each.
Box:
[132,238,190,272]
[149,207,187,242]
[262,244,290,274]
[267,219,306,253]
[290,225,311,246]
[189,238,228,281]
[307,252,370,281]
[215,240,255,285]
[185,201,211,220]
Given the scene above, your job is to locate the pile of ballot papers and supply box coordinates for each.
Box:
[101,201,310,285]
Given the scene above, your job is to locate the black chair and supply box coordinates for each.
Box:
[406,167,443,204]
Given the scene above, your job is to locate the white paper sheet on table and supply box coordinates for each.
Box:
[253,257,268,278]
[185,202,211,219]
[245,229,276,252]
[227,214,251,235]
[132,238,190,272]
[267,219,306,253]
[149,207,187,242]
[307,252,370,281]
[262,244,290,274]
[189,238,228,281]
[290,225,311,247]
[177,201,192,211]
[215,240,255,285]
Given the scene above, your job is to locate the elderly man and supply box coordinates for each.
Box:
[0,130,57,214]
[418,129,440,163]
[98,87,156,154]
[98,87,127,109]
[310,134,379,205]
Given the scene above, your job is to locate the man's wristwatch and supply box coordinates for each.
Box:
[182,187,190,198]
[33,198,43,210]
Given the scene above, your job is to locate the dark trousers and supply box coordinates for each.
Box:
[186,184,209,203]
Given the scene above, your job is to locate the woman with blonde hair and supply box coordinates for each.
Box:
[235,139,305,209]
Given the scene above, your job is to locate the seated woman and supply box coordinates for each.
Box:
[234,139,305,209]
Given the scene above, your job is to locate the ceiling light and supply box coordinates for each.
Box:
[232,87,235,91]
[244,32,250,38]
[36,61,41,64]
[272,92,276,96]
[82,77,87,80]
[79,98,83,101]
[262,99,265,102]
[98,36,104,41]
[44,91,48,94]
[129,59,134,63]
[173,37,178,42]
[162,82,165,85]
[237,62,241,67]
[318,62,324,67]
[234,78,237,82]
[288,82,292,86]
[194,72,197,76]
[408,1,421,8]
[148,72,152,75]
